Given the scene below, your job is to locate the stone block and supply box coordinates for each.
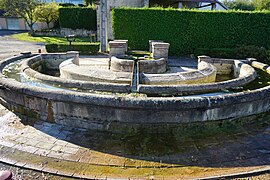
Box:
[113,40,128,52]
[152,42,170,59]
[149,40,163,53]
[109,41,126,56]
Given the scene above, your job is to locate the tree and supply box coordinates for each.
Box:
[253,0,270,10]
[0,0,40,33]
[35,2,59,29]
[84,0,94,6]
[223,0,255,11]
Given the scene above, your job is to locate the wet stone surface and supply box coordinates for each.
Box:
[1,103,270,170]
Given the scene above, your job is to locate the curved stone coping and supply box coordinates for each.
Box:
[140,61,217,85]
[110,56,167,74]
[20,56,131,93]
[1,55,270,127]
[138,60,257,95]
[59,59,132,84]
[0,56,268,110]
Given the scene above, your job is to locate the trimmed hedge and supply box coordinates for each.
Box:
[45,42,100,55]
[194,45,270,63]
[194,48,236,59]
[59,7,97,30]
[112,8,270,56]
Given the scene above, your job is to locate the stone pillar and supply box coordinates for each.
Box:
[109,41,126,56]
[113,40,128,52]
[149,40,163,53]
[152,42,170,59]
[100,0,108,52]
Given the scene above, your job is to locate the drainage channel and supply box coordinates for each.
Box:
[131,60,139,93]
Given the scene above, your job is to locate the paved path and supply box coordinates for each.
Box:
[1,103,270,179]
[0,30,45,60]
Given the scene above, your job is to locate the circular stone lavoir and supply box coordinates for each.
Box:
[0,40,269,133]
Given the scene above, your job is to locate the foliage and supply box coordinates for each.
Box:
[194,46,269,63]
[223,0,255,11]
[59,7,97,30]
[45,42,100,55]
[59,3,75,7]
[253,0,270,10]
[235,45,269,62]
[12,33,90,43]
[0,0,40,32]
[35,2,59,29]
[194,48,236,59]
[84,0,95,6]
[112,8,270,56]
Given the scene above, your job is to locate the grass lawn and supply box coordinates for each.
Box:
[12,33,90,44]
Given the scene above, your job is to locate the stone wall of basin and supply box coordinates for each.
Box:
[198,56,235,75]
[139,60,257,95]
[110,56,167,74]
[0,55,269,133]
[21,54,131,93]
[140,61,217,85]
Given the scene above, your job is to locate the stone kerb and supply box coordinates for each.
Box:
[110,56,134,72]
[138,58,167,74]
[109,41,127,57]
[140,61,216,85]
[152,42,170,59]
[38,51,79,70]
[21,56,131,93]
[138,59,256,95]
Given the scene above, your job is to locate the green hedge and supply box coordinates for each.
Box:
[45,42,100,55]
[194,45,270,63]
[59,7,97,30]
[112,8,270,56]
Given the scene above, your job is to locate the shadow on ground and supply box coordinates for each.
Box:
[19,111,270,168]
[0,30,27,37]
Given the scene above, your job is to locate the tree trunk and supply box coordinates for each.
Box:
[46,22,50,29]
[28,23,35,36]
